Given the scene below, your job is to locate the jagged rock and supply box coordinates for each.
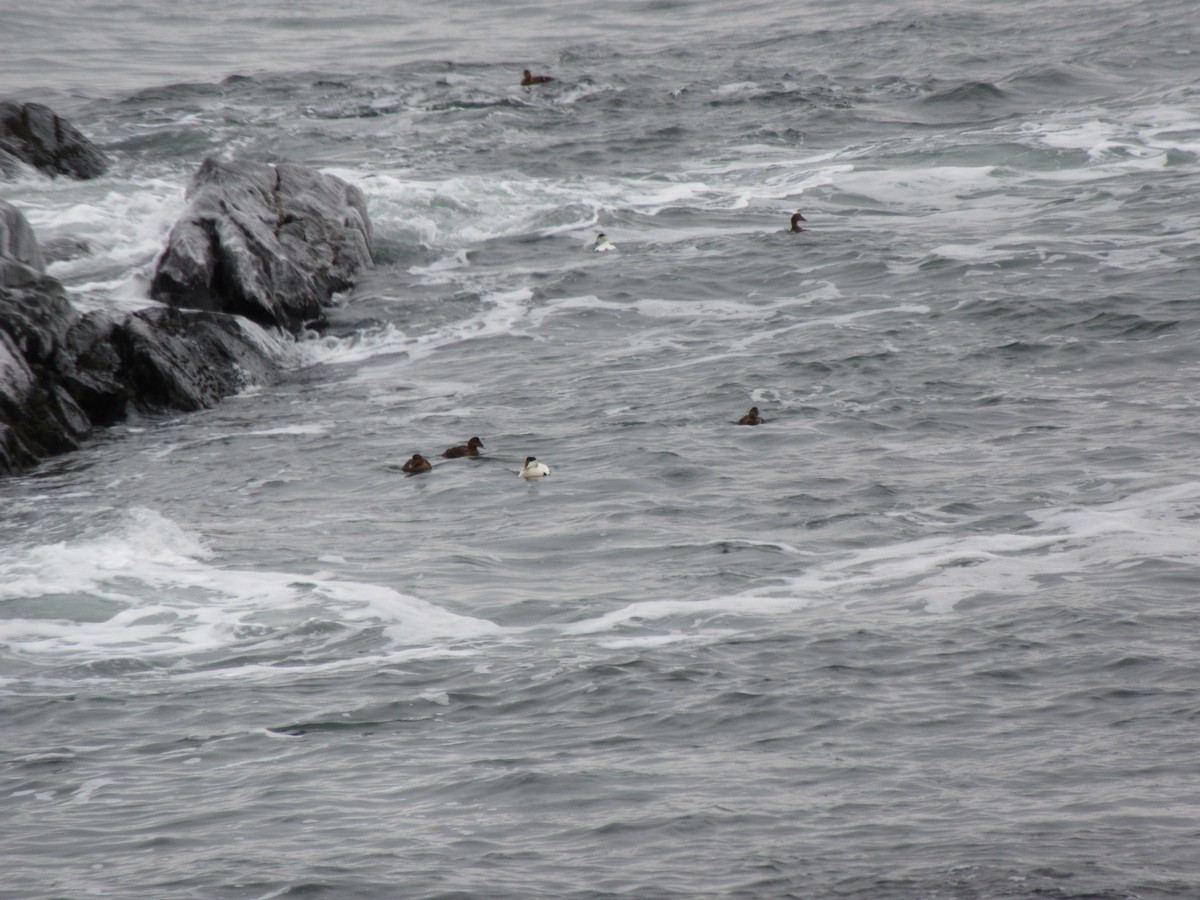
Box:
[0,198,47,287]
[57,311,130,427]
[0,202,74,361]
[0,270,92,469]
[0,200,103,471]
[0,101,110,180]
[150,157,373,331]
[112,306,279,413]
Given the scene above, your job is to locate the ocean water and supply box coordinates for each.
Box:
[3,0,1200,897]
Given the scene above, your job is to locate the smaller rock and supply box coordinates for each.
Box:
[0,101,110,180]
[0,199,47,287]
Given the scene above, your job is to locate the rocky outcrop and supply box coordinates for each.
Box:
[1,150,374,476]
[150,157,373,331]
[0,101,110,179]
[0,200,280,476]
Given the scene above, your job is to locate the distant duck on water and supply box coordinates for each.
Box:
[737,406,765,425]
[522,69,554,86]
[401,453,432,474]
[519,456,551,479]
[442,436,484,458]
[593,232,616,252]
[790,211,807,233]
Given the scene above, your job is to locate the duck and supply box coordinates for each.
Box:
[442,436,484,459]
[789,211,807,233]
[401,453,432,474]
[593,232,617,252]
[521,69,554,86]
[737,406,765,425]
[519,456,552,479]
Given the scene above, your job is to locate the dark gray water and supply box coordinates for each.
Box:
[3,0,1200,896]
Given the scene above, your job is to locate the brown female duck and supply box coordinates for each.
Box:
[442,437,484,458]
[401,453,432,474]
[521,69,554,86]
[737,406,765,425]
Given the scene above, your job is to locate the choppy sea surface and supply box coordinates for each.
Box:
[3,1,1200,897]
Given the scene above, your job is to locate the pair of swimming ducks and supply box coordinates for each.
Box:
[401,436,481,475]
[591,212,806,252]
[401,437,551,479]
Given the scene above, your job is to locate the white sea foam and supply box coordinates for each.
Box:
[832,164,1014,211]
[528,290,850,333]
[0,508,501,671]
[243,424,329,437]
[344,171,608,245]
[1020,116,1172,167]
[561,594,807,637]
[12,176,187,313]
[34,476,1149,664]
[554,481,1200,639]
[761,481,1200,617]
[346,161,830,254]
[291,287,538,380]
[927,243,1018,264]
[1004,106,1200,186]
[291,322,412,368]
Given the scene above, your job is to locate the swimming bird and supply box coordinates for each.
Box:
[401,453,432,474]
[442,436,484,459]
[519,456,551,479]
[737,406,765,425]
[521,69,554,86]
[789,211,807,233]
[593,232,617,252]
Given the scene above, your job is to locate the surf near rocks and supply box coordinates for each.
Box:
[1,144,374,475]
[1,199,270,474]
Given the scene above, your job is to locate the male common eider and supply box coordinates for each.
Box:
[442,436,484,459]
[522,69,554,86]
[401,453,432,474]
[737,406,765,425]
[519,456,552,478]
[789,211,807,233]
[593,233,617,252]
